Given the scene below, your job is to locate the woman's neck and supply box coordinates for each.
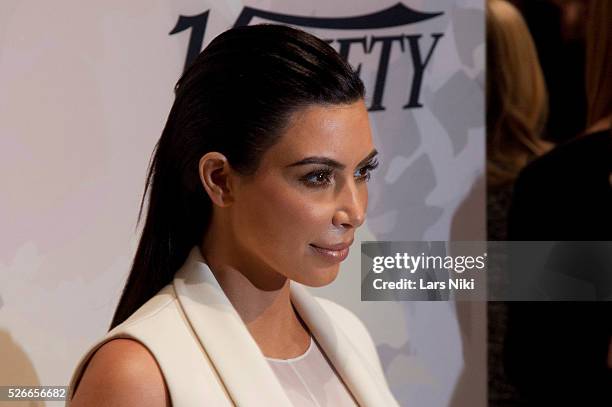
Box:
[199,220,311,359]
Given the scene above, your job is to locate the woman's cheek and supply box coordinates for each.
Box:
[289,195,333,231]
[253,192,309,244]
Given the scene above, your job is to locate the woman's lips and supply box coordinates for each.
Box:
[309,240,353,262]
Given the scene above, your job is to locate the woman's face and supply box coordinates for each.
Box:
[229,100,377,287]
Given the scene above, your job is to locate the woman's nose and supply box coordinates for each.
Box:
[332,180,366,229]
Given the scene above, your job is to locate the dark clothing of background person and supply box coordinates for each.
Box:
[505,129,612,406]
[487,181,525,406]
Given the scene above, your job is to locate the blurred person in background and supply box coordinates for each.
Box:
[486,0,552,242]
[505,0,612,405]
[485,1,553,405]
[510,0,589,143]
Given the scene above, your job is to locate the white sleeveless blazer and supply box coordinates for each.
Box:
[65,247,399,406]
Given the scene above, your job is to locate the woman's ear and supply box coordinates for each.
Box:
[198,152,235,207]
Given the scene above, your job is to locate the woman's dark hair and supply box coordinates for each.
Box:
[109,24,365,330]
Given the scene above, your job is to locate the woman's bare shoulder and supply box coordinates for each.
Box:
[70,338,170,407]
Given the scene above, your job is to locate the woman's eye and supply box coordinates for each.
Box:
[355,159,379,182]
[300,159,379,188]
[301,169,334,187]
[355,167,372,181]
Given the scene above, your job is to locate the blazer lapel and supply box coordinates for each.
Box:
[173,247,292,406]
[290,283,392,407]
[173,246,391,407]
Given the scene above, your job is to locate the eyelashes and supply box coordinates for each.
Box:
[300,158,379,188]
[355,158,379,182]
[301,168,334,187]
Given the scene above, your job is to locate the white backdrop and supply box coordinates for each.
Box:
[0,1,485,406]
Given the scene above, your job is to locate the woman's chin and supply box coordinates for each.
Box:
[292,265,340,287]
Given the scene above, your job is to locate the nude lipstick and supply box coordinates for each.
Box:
[309,240,353,262]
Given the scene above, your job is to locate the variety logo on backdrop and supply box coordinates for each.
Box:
[169,3,444,111]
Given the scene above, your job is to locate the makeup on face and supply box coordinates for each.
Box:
[227,100,377,287]
[290,151,379,189]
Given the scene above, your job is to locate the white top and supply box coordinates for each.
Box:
[266,336,358,406]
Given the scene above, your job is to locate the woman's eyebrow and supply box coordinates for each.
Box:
[286,156,345,169]
[356,149,378,168]
[286,149,378,170]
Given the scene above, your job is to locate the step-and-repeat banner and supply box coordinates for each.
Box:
[0,1,484,405]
